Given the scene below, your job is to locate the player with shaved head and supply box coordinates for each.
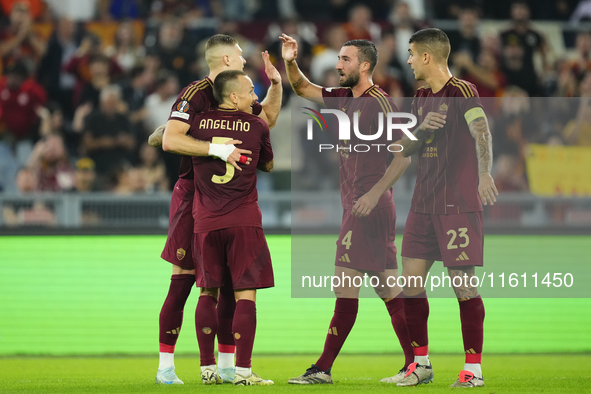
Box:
[191,69,275,386]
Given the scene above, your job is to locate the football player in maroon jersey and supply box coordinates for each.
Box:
[190,70,275,385]
[150,34,281,385]
[397,28,498,388]
[281,33,414,385]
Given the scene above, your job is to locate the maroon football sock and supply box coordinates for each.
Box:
[315,298,358,372]
[459,296,485,364]
[196,295,218,366]
[233,299,257,368]
[158,274,195,352]
[403,291,429,355]
[217,282,237,352]
[386,295,414,369]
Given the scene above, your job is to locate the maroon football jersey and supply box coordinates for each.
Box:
[189,108,273,233]
[168,77,263,180]
[410,76,483,214]
[322,85,404,210]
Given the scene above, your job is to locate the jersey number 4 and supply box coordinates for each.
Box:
[446,228,469,249]
[341,230,352,250]
[211,137,235,184]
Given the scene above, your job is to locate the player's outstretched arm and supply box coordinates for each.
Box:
[259,50,282,129]
[467,111,498,205]
[280,33,324,105]
[162,120,252,171]
[352,142,411,218]
[148,124,166,147]
[400,112,446,157]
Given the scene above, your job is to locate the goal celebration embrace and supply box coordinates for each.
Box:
[4,1,590,393]
[153,26,496,388]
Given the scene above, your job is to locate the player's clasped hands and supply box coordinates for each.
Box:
[478,174,499,206]
[420,112,446,131]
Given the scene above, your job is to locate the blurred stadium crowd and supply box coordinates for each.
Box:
[1,0,590,199]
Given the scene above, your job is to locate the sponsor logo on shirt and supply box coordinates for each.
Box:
[422,146,437,157]
[171,111,190,120]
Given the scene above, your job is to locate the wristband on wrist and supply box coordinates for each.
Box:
[208,143,235,162]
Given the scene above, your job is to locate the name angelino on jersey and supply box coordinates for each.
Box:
[198,118,252,132]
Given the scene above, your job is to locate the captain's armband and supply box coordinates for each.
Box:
[464,107,486,125]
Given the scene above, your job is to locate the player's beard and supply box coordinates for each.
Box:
[339,69,360,88]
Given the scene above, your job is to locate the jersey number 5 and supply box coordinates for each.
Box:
[211,137,235,184]
[446,228,469,249]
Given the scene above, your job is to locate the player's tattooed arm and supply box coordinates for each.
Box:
[400,112,446,157]
[257,160,274,173]
[280,33,324,105]
[468,117,493,176]
[448,266,479,301]
[148,124,166,147]
[468,115,499,205]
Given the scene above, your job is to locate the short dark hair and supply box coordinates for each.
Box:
[343,39,378,73]
[205,34,238,52]
[409,28,451,62]
[213,70,247,103]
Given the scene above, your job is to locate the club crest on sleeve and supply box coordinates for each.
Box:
[177,101,190,113]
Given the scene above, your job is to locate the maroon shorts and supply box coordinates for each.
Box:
[192,227,274,290]
[401,211,484,267]
[335,205,398,272]
[161,178,194,269]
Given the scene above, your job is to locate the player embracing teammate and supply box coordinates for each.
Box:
[189,70,276,386]
[152,34,281,385]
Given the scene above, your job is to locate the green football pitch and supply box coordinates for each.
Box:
[0,235,590,392]
[1,354,590,393]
